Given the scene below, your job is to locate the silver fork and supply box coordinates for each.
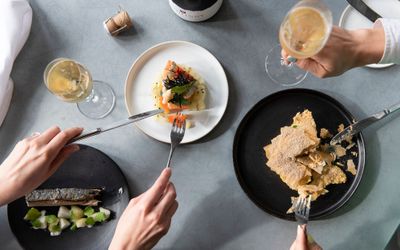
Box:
[294,195,312,225]
[166,113,186,168]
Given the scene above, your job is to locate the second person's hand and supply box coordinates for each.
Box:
[282,26,385,78]
[109,168,178,250]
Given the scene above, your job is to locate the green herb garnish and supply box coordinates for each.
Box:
[86,217,95,226]
[24,208,41,221]
[45,215,59,224]
[83,206,94,216]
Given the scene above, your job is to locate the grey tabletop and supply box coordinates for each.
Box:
[1,0,400,249]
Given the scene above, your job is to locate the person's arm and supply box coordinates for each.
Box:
[374,18,400,64]
[282,25,385,78]
[0,126,83,206]
[109,168,178,250]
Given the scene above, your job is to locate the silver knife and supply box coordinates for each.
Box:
[68,109,164,144]
[330,101,400,145]
[346,0,382,22]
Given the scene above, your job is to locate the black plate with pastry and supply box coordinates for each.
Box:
[233,89,365,220]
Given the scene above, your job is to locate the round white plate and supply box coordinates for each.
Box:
[339,0,400,68]
[124,41,229,143]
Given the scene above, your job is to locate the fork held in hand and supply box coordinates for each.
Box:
[294,195,311,225]
[166,113,186,168]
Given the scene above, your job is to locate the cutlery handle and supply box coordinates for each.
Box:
[67,128,101,144]
[387,102,400,115]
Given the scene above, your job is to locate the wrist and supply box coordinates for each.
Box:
[109,237,139,250]
[0,167,10,206]
[350,28,385,66]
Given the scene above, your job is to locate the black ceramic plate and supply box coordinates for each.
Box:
[8,145,130,250]
[233,89,365,220]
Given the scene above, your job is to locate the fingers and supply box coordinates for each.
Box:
[35,126,61,144]
[142,168,172,207]
[154,183,177,216]
[165,200,178,219]
[281,49,290,65]
[296,58,329,78]
[47,144,80,176]
[47,127,83,154]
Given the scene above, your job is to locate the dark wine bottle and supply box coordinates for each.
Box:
[169,0,223,22]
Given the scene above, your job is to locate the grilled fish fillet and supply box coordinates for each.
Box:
[25,188,102,207]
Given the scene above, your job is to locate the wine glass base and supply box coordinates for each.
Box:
[77,81,116,119]
[265,45,308,86]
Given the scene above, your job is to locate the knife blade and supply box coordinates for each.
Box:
[346,0,382,22]
[330,116,377,145]
[68,109,164,144]
[330,101,400,145]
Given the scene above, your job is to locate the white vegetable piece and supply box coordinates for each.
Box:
[33,211,47,230]
[75,218,86,228]
[57,206,70,219]
[70,206,84,220]
[50,231,61,236]
[99,207,111,220]
[34,216,47,229]
[59,218,71,230]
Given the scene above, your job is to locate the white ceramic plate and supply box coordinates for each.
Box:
[124,41,229,143]
[339,0,400,68]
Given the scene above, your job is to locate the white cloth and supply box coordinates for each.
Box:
[374,18,400,64]
[0,0,32,127]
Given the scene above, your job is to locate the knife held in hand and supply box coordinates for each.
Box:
[67,109,164,144]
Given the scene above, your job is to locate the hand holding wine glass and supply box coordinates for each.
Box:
[265,0,332,86]
[281,26,385,78]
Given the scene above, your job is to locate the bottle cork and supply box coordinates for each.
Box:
[103,10,133,36]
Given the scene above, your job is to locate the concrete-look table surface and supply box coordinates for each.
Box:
[1,1,400,249]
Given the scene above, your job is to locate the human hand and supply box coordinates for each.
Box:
[290,225,322,250]
[282,26,385,78]
[0,126,83,206]
[109,168,178,250]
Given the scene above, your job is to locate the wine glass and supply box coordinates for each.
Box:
[43,58,116,119]
[265,0,332,86]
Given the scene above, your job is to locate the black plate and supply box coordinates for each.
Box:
[233,89,365,220]
[8,145,130,250]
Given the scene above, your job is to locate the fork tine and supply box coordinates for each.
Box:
[299,197,306,215]
[181,119,186,133]
[305,195,311,218]
[172,115,178,128]
[294,196,303,213]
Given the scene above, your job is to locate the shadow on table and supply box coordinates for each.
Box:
[170,178,267,249]
[319,90,400,218]
[195,66,238,144]
[112,20,143,42]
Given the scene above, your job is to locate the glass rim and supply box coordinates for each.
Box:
[43,58,91,87]
[279,0,333,59]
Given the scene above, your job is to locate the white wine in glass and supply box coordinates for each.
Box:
[44,58,115,119]
[265,0,332,86]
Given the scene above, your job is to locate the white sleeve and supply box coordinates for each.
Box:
[374,18,400,64]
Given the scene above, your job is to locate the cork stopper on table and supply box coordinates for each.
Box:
[103,9,133,36]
